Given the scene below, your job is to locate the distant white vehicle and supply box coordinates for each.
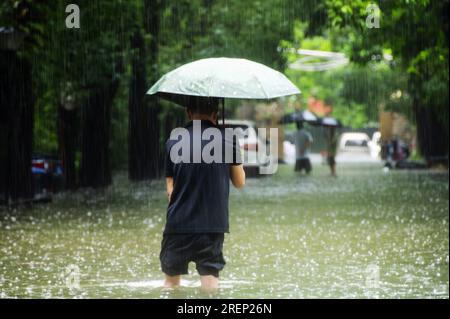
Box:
[223,120,272,176]
[338,132,371,154]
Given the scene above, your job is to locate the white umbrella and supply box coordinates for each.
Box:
[147,57,300,106]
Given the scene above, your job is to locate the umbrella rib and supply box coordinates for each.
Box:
[253,75,269,99]
[207,76,214,97]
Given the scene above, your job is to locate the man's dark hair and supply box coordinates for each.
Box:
[187,97,220,115]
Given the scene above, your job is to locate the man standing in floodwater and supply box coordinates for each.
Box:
[161,98,246,291]
[293,121,313,174]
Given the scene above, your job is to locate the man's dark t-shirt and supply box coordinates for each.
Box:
[164,120,241,234]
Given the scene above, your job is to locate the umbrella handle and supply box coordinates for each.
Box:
[222,98,225,125]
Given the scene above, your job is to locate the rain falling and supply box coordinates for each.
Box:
[0,0,448,300]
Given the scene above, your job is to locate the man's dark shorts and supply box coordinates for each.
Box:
[295,158,312,173]
[160,233,225,278]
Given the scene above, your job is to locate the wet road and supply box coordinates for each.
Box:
[0,164,448,298]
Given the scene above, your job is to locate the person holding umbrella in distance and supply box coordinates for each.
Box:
[147,57,300,291]
[280,109,318,175]
[321,117,342,177]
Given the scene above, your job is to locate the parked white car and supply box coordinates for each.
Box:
[223,120,272,176]
[339,132,371,154]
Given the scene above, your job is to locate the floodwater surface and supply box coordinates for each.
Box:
[0,164,448,298]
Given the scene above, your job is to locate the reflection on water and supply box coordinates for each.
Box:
[0,164,448,298]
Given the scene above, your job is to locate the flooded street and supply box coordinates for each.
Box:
[0,164,448,299]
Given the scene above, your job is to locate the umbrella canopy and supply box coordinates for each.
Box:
[320,117,342,127]
[280,110,319,125]
[147,57,300,106]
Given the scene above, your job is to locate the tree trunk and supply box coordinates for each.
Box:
[0,51,34,203]
[410,72,449,166]
[128,28,152,181]
[144,0,162,178]
[58,105,78,190]
[148,101,161,178]
[79,81,118,188]
[414,100,449,165]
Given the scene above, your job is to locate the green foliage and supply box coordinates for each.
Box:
[2,0,447,168]
[281,22,411,128]
[326,0,449,113]
[159,0,296,71]
[332,102,368,128]
[325,0,449,156]
[10,0,306,169]
[0,0,50,53]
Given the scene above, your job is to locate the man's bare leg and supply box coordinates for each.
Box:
[200,275,219,292]
[164,275,181,288]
